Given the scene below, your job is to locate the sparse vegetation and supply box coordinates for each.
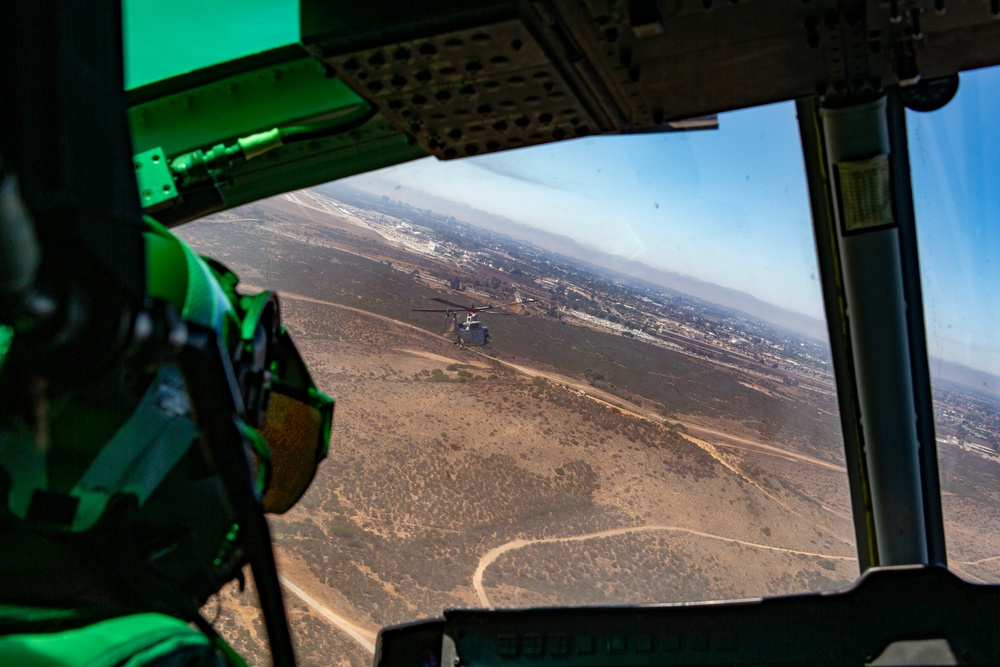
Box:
[484,533,853,606]
[425,366,478,383]
[331,517,359,539]
[180,191,1000,667]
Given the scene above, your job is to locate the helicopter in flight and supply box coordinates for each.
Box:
[413,296,536,346]
[8,0,1000,666]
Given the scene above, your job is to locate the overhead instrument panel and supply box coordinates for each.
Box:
[302,0,1000,159]
[310,19,602,160]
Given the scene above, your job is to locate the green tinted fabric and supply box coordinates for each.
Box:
[0,367,197,532]
[0,613,212,666]
[70,365,198,531]
[0,223,233,532]
[124,0,299,90]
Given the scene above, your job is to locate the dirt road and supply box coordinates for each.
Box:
[279,575,377,654]
[465,349,843,475]
[472,525,855,607]
[681,422,845,472]
[269,291,858,609]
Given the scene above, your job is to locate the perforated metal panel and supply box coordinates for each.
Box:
[303,0,1000,162]
[321,20,598,160]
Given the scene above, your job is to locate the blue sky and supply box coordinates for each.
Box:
[908,66,1000,376]
[349,66,1000,374]
[352,102,823,316]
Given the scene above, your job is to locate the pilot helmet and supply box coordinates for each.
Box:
[0,219,332,613]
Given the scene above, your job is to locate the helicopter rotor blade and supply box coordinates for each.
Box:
[498,298,537,308]
[430,297,470,310]
[479,298,538,314]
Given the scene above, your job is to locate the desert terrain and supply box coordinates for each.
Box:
[175,189,1000,666]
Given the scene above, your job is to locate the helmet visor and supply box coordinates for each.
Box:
[257,329,333,514]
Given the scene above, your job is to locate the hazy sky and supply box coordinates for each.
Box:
[351,101,823,315]
[348,65,1000,374]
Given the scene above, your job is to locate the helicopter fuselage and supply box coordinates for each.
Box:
[453,314,489,346]
[415,296,534,347]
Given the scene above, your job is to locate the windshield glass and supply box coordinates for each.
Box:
[177,101,856,666]
[907,64,1000,584]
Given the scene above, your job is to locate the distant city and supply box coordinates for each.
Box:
[186,181,1000,663]
[318,184,833,372]
[312,182,1000,462]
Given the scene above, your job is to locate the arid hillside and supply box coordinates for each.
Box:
[205,293,856,667]
[176,193,1000,667]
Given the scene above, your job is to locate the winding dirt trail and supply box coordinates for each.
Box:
[399,348,490,368]
[279,575,377,654]
[460,346,854,541]
[681,423,845,473]
[242,287,439,340]
[961,554,1000,566]
[269,291,832,474]
[463,347,845,477]
[472,525,855,607]
[269,292,858,624]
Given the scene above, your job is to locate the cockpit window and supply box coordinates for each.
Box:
[908,64,1000,583]
[178,100,856,666]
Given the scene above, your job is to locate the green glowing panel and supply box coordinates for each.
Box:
[128,56,367,156]
[0,325,12,372]
[134,147,178,207]
[123,0,299,90]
